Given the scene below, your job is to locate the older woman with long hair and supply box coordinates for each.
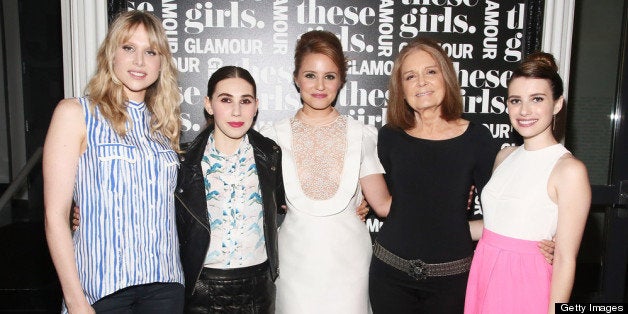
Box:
[369,37,497,313]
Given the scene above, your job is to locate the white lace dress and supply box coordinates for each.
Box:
[261,116,383,314]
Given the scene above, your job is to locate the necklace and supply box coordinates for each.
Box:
[294,108,340,126]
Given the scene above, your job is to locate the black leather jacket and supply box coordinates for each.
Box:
[175,125,285,298]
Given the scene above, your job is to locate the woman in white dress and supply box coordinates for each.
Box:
[261,30,391,314]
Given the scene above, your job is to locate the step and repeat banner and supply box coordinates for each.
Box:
[120,0,537,232]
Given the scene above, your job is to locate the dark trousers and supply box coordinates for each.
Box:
[369,256,469,314]
[185,261,275,314]
[91,282,184,314]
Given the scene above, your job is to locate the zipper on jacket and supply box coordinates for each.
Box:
[175,193,210,295]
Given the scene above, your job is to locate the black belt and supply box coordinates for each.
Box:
[200,261,269,280]
[373,241,472,280]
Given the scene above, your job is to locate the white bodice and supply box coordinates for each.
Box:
[482,144,570,241]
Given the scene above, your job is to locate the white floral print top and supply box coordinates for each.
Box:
[201,133,267,268]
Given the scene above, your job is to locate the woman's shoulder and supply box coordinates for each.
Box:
[258,117,291,140]
[344,116,379,135]
[56,97,82,109]
[248,128,281,153]
[46,98,87,150]
[493,145,519,169]
[553,152,588,180]
[377,124,409,146]
[548,151,590,203]
[463,119,485,134]
[462,120,494,143]
[379,123,403,135]
[52,98,85,121]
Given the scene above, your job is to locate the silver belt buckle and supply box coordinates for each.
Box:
[409,259,427,280]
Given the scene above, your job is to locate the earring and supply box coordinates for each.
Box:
[552,114,556,131]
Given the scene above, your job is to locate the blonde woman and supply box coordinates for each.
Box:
[43,11,183,313]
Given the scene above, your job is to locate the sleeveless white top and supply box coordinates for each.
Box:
[481,144,570,241]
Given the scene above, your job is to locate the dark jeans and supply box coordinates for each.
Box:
[91,282,184,314]
[369,256,469,314]
[185,262,275,314]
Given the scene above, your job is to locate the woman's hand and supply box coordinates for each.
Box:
[356,199,369,222]
[467,185,475,210]
[538,238,556,264]
[71,205,80,231]
[67,299,95,314]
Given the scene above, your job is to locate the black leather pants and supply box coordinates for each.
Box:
[185,261,275,314]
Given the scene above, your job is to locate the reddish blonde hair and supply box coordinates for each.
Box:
[293,30,347,83]
[387,37,462,130]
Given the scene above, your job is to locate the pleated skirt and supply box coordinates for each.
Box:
[464,229,552,314]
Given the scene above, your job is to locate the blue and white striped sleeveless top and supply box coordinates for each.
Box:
[71,97,183,306]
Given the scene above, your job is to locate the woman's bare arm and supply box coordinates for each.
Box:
[360,173,392,218]
[43,99,94,313]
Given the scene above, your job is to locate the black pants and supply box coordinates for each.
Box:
[185,262,275,314]
[369,256,469,314]
[91,282,184,314]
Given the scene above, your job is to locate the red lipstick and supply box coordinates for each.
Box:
[228,122,244,128]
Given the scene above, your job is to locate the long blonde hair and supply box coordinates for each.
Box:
[85,10,181,150]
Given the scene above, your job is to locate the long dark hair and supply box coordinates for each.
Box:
[207,66,257,98]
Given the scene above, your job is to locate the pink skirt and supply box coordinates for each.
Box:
[464,229,552,314]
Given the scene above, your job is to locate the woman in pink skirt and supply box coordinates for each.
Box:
[464,52,591,314]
